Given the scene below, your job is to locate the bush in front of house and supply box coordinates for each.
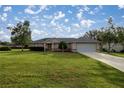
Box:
[120,49,124,53]
[58,41,68,52]
[0,46,11,51]
[29,47,44,51]
[102,48,107,52]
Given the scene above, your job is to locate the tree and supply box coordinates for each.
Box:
[117,27,124,50]
[7,20,31,51]
[104,17,117,52]
[0,41,10,46]
[58,41,67,52]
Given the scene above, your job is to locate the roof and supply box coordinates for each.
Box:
[32,38,98,44]
[32,38,76,43]
[74,38,98,43]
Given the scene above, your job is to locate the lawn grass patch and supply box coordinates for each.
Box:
[110,53,124,58]
[0,50,124,88]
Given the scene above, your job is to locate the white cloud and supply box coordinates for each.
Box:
[66,27,71,32]
[7,23,14,27]
[72,23,80,28]
[89,11,95,15]
[118,5,124,9]
[50,20,56,26]
[43,15,53,19]
[32,29,49,40]
[76,12,83,20]
[68,10,72,14]
[65,19,69,22]
[122,15,124,18]
[24,5,47,15]
[0,13,8,21]
[88,5,103,15]
[80,19,95,28]
[0,30,10,41]
[3,13,7,17]
[14,17,24,22]
[54,11,65,20]
[98,5,103,9]
[4,6,12,12]
[83,5,90,12]
[70,33,82,38]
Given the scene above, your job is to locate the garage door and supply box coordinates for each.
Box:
[77,44,96,52]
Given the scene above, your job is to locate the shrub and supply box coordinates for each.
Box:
[120,50,124,53]
[58,41,67,50]
[102,48,107,52]
[0,46,11,51]
[29,47,44,51]
[111,49,116,53]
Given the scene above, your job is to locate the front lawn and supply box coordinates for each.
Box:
[110,53,124,58]
[0,50,124,88]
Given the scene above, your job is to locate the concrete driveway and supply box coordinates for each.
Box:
[79,52,124,72]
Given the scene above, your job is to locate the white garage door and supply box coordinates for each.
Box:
[77,43,96,52]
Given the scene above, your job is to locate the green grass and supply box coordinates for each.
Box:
[0,49,124,88]
[110,53,124,58]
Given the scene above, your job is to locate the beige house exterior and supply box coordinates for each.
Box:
[30,38,98,52]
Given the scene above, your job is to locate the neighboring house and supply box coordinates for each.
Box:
[30,38,99,52]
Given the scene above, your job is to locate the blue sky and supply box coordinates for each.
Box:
[0,5,124,42]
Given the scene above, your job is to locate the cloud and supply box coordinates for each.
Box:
[72,23,80,28]
[54,11,65,20]
[68,10,72,14]
[118,5,124,9]
[32,29,48,35]
[88,5,103,15]
[43,15,53,19]
[0,30,10,41]
[0,13,8,21]
[3,13,7,17]
[50,11,65,26]
[80,19,95,28]
[98,5,103,9]
[65,19,69,22]
[122,15,124,18]
[7,23,14,27]
[32,29,48,40]
[83,5,90,12]
[14,17,24,22]
[24,5,47,15]
[76,11,83,20]
[4,6,12,12]
[70,33,82,38]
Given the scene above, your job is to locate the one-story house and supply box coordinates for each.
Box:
[30,38,99,52]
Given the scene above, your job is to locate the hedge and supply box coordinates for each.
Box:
[29,47,44,51]
[0,47,11,51]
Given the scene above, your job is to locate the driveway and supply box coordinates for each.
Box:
[79,52,124,72]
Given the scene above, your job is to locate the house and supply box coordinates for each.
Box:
[30,38,99,52]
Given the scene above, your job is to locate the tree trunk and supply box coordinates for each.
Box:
[21,45,24,52]
[108,43,111,53]
[99,43,103,51]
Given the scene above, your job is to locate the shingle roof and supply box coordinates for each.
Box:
[32,38,98,44]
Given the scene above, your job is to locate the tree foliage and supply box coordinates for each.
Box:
[7,20,32,51]
[82,17,124,52]
[58,41,67,51]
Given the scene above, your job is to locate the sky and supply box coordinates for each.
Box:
[0,5,124,42]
